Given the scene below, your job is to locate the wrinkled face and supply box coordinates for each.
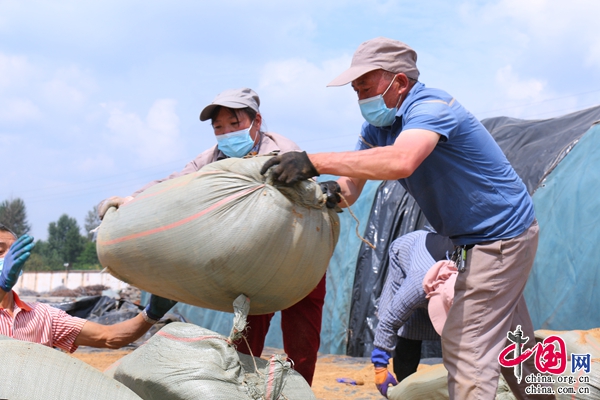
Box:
[211,107,262,143]
[351,69,410,109]
[0,231,16,258]
[351,69,393,100]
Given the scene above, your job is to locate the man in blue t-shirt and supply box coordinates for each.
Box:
[261,37,553,400]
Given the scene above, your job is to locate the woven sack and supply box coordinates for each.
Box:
[104,322,316,400]
[0,335,142,400]
[97,156,340,314]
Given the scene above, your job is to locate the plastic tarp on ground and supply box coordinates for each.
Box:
[346,180,429,357]
[142,178,380,355]
[346,105,600,356]
[481,106,600,331]
[481,105,600,195]
[526,122,600,330]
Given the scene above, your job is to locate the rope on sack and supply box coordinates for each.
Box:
[339,193,376,250]
[242,335,264,378]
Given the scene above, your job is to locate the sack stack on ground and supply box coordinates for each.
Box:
[104,322,317,400]
[0,335,142,400]
[96,155,340,315]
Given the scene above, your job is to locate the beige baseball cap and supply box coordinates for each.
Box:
[199,88,260,121]
[328,37,419,87]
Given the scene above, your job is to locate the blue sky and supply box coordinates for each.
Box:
[1,0,599,240]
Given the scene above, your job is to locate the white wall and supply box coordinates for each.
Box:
[14,271,130,294]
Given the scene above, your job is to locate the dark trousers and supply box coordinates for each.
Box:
[234,274,326,386]
[393,336,423,383]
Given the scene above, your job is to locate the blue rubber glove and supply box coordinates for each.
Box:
[372,347,397,398]
[0,235,35,292]
[144,294,177,322]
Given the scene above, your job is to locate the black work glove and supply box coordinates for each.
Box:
[260,151,319,185]
[319,180,341,209]
[144,294,178,322]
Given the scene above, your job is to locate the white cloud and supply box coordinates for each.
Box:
[0,53,36,89]
[77,153,116,173]
[473,0,596,34]
[257,56,363,152]
[104,99,183,166]
[585,41,600,69]
[42,79,86,111]
[495,65,546,101]
[258,55,356,118]
[0,133,16,149]
[41,66,97,112]
[0,98,41,122]
[467,0,600,67]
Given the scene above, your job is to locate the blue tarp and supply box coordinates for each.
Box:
[526,123,600,330]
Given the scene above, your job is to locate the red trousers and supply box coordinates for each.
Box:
[234,274,326,386]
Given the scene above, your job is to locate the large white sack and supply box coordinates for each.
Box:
[0,335,142,400]
[97,156,340,314]
[104,322,316,400]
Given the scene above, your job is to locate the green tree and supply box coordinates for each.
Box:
[47,214,85,267]
[76,240,101,269]
[0,198,31,237]
[84,207,101,241]
[30,240,63,271]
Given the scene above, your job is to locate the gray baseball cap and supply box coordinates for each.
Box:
[327,37,419,87]
[199,88,261,121]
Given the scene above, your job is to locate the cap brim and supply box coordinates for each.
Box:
[327,65,381,87]
[199,100,256,121]
[428,294,447,336]
[426,272,457,336]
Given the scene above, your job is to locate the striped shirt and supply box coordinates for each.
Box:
[0,291,86,353]
[374,230,453,352]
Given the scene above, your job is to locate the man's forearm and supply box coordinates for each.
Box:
[75,314,153,349]
[310,147,413,180]
[336,176,366,207]
[310,128,440,180]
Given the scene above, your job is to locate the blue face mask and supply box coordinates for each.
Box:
[358,77,401,127]
[216,122,256,158]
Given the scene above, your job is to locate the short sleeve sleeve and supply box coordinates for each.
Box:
[47,306,87,353]
[403,101,459,141]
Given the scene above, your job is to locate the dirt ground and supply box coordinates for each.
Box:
[71,348,387,400]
